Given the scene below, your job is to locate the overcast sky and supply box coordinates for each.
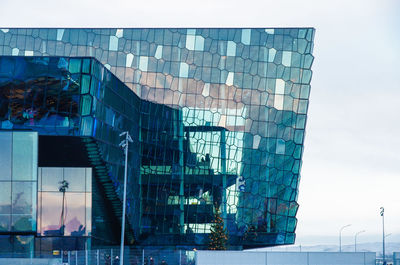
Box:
[1,0,399,246]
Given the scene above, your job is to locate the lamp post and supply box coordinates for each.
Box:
[354,230,366,252]
[339,224,351,252]
[119,131,133,265]
[380,207,386,265]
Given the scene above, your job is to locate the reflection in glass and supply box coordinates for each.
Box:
[64,193,86,236]
[0,215,10,231]
[64,168,86,192]
[12,182,34,215]
[38,167,92,236]
[85,168,92,192]
[40,167,63,192]
[85,193,91,234]
[12,215,34,231]
[0,132,11,180]
[39,192,62,235]
[0,182,11,214]
[12,132,38,181]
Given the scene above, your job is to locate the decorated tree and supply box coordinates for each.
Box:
[208,206,228,250]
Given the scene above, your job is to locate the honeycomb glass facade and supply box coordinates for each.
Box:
[0,28,315,251]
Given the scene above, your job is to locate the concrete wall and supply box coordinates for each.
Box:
[195,251,376,265]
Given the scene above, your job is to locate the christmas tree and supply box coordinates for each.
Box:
[208,206,228,250]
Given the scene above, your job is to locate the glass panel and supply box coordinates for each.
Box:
[80,75,91,94]
[85,193,91,235]
[82,59,91,74]
[39,192,62,236]
[64,193,86,236]
[227,41,236,57]
[282,51,292,67]
[154,46,162,59]
[0,236,12,253]
[80,95,92,116]
[85,168,92,192]
[12,182,34,215]
[179,62,188,78]
[276,139,286,155]
[63,168,86,192]
[186,35,195,50]
[0,181,11,214]
[241,29,251,45]
[194,36,204,51]
[0,215,10,231]
[0,132,11,181]
[68,59,81,74]
[13,235,34,255]
[109,36,118,51]
[126,53,134,67]
[139,56,148,71]
[275,79,285,94]
[80,116,93,136]
[12,132,38,181]
[11,215,34,231]
[40,167,63,192]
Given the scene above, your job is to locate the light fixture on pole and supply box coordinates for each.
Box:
[119,131,133,265]
[380,207,386,265]
[354,230,365,252]
[339,224,351,252]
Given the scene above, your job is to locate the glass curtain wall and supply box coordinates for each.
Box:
[0,130,38,254]
[37,167,92,237]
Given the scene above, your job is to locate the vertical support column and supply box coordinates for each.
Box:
[142,249,145,265]
[220,129,227,225]
[138,114,143,235]
[96,249,99,265]
[178,111,185,234]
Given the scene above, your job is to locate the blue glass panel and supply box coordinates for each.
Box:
[0,181,11,215]
[68,58,81,74]
[12,182,34,215]
[63,168,86,192]
[40,167,63,192]
[12,132,38,181]
[0,132,11,181]
[80,75,91,94]
[0,215,10,231]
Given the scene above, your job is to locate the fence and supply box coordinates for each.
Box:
[1,250,399,265]
[58,248,195,265]
[0,248,195,265]
[195,251,377,265]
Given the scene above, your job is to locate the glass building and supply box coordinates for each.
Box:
[0,28,315,253]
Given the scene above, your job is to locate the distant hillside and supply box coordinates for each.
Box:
[252,242,400,256]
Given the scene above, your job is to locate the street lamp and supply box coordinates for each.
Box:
[119,131,133,265]
[339,224,351,252]
[354,230,366,252]
[380,207,386,265]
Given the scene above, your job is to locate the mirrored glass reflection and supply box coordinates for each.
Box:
[0,132,12,181]
[38,167,92,236]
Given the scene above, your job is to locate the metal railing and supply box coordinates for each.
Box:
[61,249,195,265]
[0,248,196,265]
